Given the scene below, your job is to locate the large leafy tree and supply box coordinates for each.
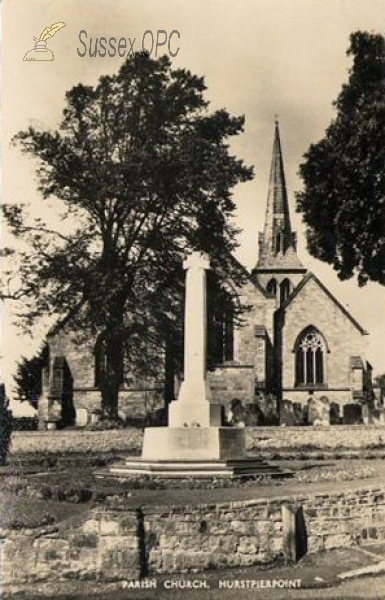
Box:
[297,31,385,285]
[4,52,253,419]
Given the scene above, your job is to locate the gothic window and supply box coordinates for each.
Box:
[295,327,326,386]
[51,357,65,393]
[210,307,234,364]
[95,336,126,388]
[266,278,277,297]
[280,278,291,305]
[224,309,234,361]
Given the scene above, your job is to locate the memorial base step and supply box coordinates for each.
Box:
[97,457,292,479]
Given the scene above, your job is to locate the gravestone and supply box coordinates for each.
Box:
[75,408,89,427]
[330,402,342,425]
[343,403,363,424]
[280,399,304,426]
[307,395,330,426]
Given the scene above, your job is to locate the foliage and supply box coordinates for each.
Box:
[0,383,13,465]
[14,343,49,407]
[3,52,253,418]
[297,31,385,285]
[374,373,385,395]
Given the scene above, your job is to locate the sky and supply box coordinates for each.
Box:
[1,0,385,401]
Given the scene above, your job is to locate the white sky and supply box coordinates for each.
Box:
[2,0,385,397]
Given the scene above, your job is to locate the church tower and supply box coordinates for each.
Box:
[252,121,307,306]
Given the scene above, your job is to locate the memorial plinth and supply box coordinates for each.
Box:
[142,427,246,461]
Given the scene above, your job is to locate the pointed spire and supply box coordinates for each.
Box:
[268,119,291,223]
[254,120,303,270]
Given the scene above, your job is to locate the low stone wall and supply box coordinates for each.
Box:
[11,425,385,458]
[246,425,385,451]
[2,510,141,585]
[300,486,385,553]
[144,499,283,573]
[10,429,143,456]
[4,483,385,584]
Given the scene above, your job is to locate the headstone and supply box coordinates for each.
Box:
[343,403,363,424]
[76,408,89,427]
[280,400,305,426]
[254,392,279,425]
[330,402,341,425]
[280,399,296,426]
[362,404,370,425]
[91,410,101,424]
[362,406,385,425]
[227,398,246,427]
[308,395,330,426]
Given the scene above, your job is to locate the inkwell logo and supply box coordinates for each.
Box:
[23,22,66,61]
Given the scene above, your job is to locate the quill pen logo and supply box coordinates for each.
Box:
[23,22,66,61]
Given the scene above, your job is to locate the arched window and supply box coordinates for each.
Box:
[280,278,291,305]
[94,338,125,387]
[266,278,277,297]
[295,327,326,386]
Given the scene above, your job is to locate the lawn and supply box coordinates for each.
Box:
[2,428,385,530]
[1,452,384,529]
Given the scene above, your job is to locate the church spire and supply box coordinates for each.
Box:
[254,120,303,270]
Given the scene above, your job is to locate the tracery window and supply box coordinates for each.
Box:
[295,327,326,386]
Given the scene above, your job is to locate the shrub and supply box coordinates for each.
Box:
[0,383,13,465]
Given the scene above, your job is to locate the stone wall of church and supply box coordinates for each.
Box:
[280,277,367,400]
[48,329,96,389]
[231,281,275,394]
[47,329,164,423]
[255,271,306,308]
[208,365,255,407]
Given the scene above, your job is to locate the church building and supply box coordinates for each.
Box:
[40,122,372,427]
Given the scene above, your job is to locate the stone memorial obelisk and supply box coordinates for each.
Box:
[168,252,221,428]
[142,251,245,462]
[107,251,279,477]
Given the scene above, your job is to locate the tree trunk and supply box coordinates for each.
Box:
[100,324,124,421]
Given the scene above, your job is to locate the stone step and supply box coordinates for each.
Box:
[98,458,292,479]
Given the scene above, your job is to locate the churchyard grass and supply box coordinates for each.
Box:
[3,427,385,530]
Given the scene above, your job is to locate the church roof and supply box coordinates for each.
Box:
[279,272,368,335]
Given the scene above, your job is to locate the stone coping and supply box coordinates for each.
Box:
[94,478,385,512]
